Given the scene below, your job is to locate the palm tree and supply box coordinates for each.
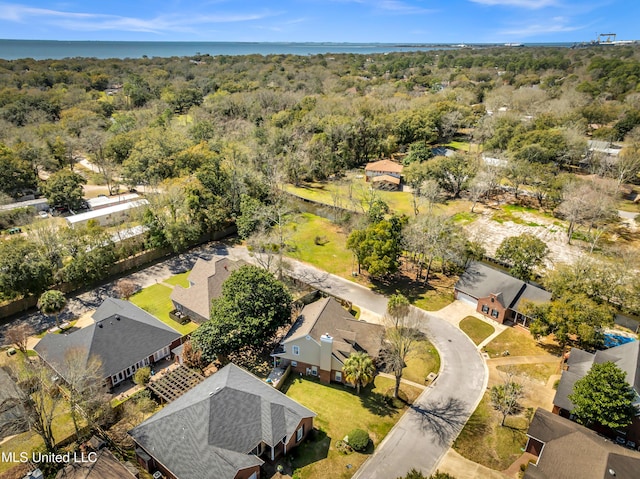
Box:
[38,290,67,328]
[342,352,376,395]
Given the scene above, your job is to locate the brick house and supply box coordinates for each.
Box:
[34,298,182,389]
[524,408,640,479]
[552,341,640,446]
[271,297,384,384]
[454,261,551,326]
[364,159,403,187]
[129,363,316,479]
[170,256,246,323]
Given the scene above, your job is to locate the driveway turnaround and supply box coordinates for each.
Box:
[352,307,487,479]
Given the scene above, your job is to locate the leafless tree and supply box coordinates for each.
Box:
[182,340,208,373]
[490,367,525,427]
[557,179,617,244]
[10,357,62,452]
[5,323,35,354]
[114,279,138,300]
[382,309,424,399]
[62,348,107,438]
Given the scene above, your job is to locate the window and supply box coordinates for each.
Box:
[335,371,342,382]
[491,309,499,318]
[292,345,300,356]
[296,425,304,442]
[481,305,489,314]
[291,361,298,367]
[311,366,318,376]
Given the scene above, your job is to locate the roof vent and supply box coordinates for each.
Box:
[115,315,120,321]
[608,469,616,477]
[98,323,103,328]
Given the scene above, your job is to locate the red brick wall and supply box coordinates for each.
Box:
[289,360,323,381]
[318,369,331,384]
[525,437,544,457]
[476,294,508,324]
[234,465,260,479]
[285,417,314,451]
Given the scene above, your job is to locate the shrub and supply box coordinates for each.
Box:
[133,366,151,385]
[346,428,370,452]
[335,439,353,454]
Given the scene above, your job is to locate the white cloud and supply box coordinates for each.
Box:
[469,0,558,8]
[326,0,434,14]
[500,16,587,36]
[374,1,434,14]
[0,2,275,34]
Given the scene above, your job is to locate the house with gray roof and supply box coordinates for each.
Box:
[271,297,384,384]
[524,408,640,479]
[129,363,316,479]
[55,448,137,479]
[454,261,552,326]
[553,340,640,445]
[170,256,247,323]
[34,298,182,389]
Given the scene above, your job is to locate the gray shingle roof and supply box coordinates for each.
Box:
[55,449,137,479]
[283,297,385,362]
[34,298,181,380]
[170,257,246,321]
[129,363,316,479]
[525,409,640,479]
[553,341,640,413]
[455,261,551,311]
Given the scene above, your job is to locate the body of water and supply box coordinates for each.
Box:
[0,40,574,60]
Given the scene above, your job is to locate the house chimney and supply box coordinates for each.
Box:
[320,333,333,373]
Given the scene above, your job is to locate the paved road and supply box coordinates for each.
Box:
[353,307,487,479]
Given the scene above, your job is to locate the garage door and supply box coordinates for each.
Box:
[456,291,478,307]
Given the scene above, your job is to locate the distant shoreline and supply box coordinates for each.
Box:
[0,39,576,61]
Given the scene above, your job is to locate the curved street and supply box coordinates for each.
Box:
[0,242,488,478]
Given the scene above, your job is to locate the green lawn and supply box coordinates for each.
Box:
[453,393,528,471]
[496,362,560,384]
[287,213,354,278]
[285,179,415,217]
[402,340,440,384]
[0,404,80,475]
[483,327,551,358]
[129,284,198,336]
[412,289,455,312]
[164,271,191,288]
[282,375,420,479]
[459,316,495,345]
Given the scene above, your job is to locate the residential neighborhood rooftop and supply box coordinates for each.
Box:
[282,296,385,362]
[455,261,551,311]
[34,297,181,380]
[525,408,640,479]
[129,363,316,479]
[364,159,404,173]
[170,256,247,323]
[554,340,640,413]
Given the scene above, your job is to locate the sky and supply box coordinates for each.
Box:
[0,0,637,44]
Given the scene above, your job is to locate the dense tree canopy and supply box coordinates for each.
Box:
[569,362,637,430]
[191,265,292,361]
[495,233,549,281]
[40,169,86,210]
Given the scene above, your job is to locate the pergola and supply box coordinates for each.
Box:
[148,366,205,403]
